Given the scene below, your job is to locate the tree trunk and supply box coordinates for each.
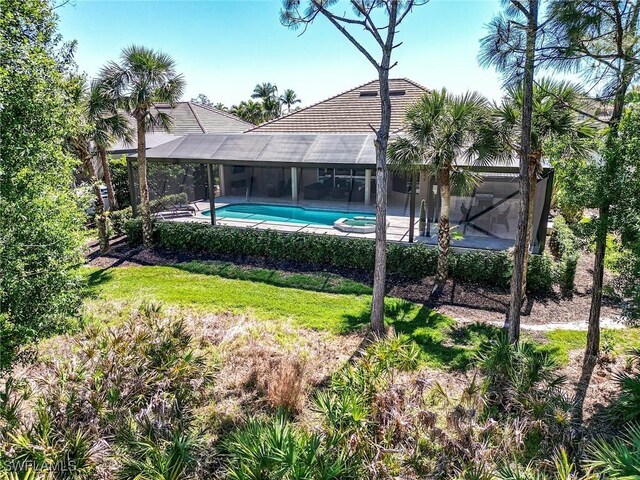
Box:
[99,146,117,210]
[585,61,631,359]
[521,156,539,297]
[84,156,109,253]
[435,168,451,288]
[505,0,538,344]
[136,117,153,248]
[370,64,391,337]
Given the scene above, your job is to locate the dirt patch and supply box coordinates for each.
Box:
[87,239,623,329]
[561,349,628,437]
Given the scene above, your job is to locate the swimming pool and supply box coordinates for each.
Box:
[202,203,374,226]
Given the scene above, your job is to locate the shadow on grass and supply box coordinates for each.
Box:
[342,299,501,371]
[82,267,114,299]
[175,261,372,296]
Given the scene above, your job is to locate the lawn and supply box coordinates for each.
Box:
[82,261,640,369]
[84,262,376,333]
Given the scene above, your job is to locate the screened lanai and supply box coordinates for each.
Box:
[128,133,554,252]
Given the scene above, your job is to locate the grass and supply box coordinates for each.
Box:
[177,261,372,295]
[544,328,640,364]
[84,264,374,333]
[82,262,494,369]
[83,260,638,370]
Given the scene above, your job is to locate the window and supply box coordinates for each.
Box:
[231,165,246,174]
[317,168,368,188]
[317,168,332,180]
[392,173,419,194]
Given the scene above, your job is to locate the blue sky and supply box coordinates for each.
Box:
[57,0,505,107]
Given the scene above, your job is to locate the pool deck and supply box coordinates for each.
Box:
[161,196,515,251]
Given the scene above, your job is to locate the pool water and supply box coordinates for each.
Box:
[202,203,373,226]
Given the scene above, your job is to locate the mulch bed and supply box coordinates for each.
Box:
[86,238,622,327]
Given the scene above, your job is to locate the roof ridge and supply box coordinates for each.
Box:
[190,102,254,127]
[186,102,207,133]
[246,78,428,133]
[246,78,381,132]
[398,77,429,92]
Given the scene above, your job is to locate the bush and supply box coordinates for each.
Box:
[587,424,640,479]
[549,215,580,295]
[527,253,555,294]
[557,252,579,295]
[124,219,555,292]
[604,242,640,322]
[109,154,132,208]
[450,250,513,287]
[109,207,133,237]
[223,413,356,480]
[475,333,573,459]
[549,215,577,258]
[613,348,640,423]
[0,303,214,478]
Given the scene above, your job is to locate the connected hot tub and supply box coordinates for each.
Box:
[333,216,379,233]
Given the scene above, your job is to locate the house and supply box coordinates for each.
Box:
[126,79,554,252]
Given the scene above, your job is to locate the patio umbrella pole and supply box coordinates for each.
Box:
[207,163,216,225]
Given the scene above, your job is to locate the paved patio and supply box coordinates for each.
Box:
[162,196,515,250]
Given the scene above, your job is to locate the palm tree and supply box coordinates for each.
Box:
[66,76,111,253]
[280,89,301,114]
[251,82,281,120]
[87,80,133,211]
[388,89,494,292]
[492,79,595,292]
[251,82,278,102]
[230,100,265,125]
[98,45,185,248]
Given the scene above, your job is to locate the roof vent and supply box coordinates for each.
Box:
[359,90,378,97]
[389,89,406,96]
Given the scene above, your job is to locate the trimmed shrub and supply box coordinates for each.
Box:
[549,215,580,294]
[557,252,579,295]
[450,250,512,288]
[527,253,555,294]
[124,219,553,292]
[549,215,577,258]
[124,217,145,245]
[109,207,133,237]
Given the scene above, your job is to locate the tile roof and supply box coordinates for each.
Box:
[247,78,428,134]
[154,102,252,134]
[109,102,251,152]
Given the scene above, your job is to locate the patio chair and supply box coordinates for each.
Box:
[494,204,511,232]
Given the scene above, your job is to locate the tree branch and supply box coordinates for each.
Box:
[311,0,381,69]
[532,77,610,125]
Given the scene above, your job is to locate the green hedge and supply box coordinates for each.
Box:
[549,215,577,258]
[124,219,554,293]
[549,215,580,293]
[108,207,133,237]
